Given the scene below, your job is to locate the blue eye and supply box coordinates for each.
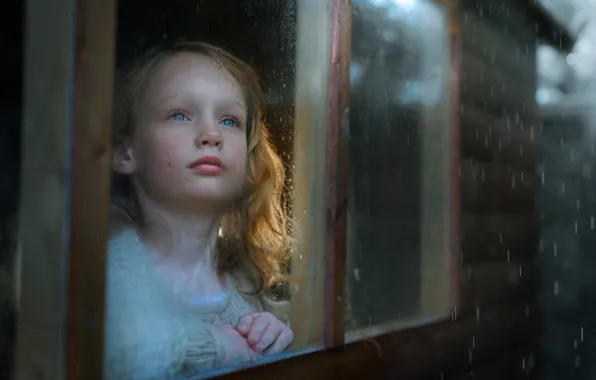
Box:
[220,118,238,128]
[169,112,189,121]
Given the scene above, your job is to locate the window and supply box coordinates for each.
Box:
[345,0,455,340]
[9,0,456,378]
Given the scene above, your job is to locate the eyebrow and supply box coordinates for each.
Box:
[223,99,247,111]
[151,77,248,113]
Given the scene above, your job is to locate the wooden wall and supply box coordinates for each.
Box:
[454,0,541,377]
[539,107,596,380]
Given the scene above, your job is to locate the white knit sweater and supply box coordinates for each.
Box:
[104,230,287,380]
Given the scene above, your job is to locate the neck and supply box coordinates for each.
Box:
[137,193,223,270]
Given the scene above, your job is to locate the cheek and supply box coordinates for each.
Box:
[229,143,248,177]
[136,130,190,173]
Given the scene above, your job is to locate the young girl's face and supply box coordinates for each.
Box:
[118,53,249,211]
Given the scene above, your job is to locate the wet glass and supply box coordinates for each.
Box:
[108,0,329,377]
[345,0,453,338]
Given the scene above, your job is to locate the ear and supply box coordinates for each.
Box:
[112,143,136,174]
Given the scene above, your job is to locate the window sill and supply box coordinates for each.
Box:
[199,346,323,379]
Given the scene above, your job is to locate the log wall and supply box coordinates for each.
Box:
[453,0,542,377]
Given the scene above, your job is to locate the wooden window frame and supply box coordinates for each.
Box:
[11,0,460,379]
[13,0,115,379]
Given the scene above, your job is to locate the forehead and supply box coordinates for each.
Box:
[145,52,245,104]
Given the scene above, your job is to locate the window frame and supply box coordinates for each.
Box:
[13,0,116,378]
[285,0,333,350]
[11,0,460,378]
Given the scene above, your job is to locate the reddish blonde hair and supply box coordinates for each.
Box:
[111,41,290,292]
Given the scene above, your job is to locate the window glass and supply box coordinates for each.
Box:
[106,0,329,377]
[346,0,454,338]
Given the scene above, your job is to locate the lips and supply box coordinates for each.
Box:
[188,156,224,175]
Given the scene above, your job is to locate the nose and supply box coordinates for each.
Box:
[195,122,223,149]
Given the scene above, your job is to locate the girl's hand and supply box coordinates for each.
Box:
[215,324,258,365]
[236,312,294,355]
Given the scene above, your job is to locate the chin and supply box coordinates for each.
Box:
[185,185,240,204]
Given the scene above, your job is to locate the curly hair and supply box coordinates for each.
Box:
[111,40,290,292]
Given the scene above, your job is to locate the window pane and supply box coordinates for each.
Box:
[105,0,329,377]
[346,0,454,338]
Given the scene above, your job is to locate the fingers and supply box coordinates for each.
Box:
[236,312,294,355]
[255,326,281,353]
[247,314,271,346]
[236,314,254,336]
[263,328,294,356]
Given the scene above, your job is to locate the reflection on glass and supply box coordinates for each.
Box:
[104,0,327,378]
[346,0,453,337]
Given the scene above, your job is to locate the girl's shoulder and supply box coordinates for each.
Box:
[106,225,152,288]
[107,206,146,265]
[226,261,259,294]
[227,263,291,325]
[108,228,145,261]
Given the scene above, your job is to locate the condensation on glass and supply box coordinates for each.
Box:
[109,0,330,377]
[345,0,453,339]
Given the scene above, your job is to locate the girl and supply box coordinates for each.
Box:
[105,41,293,379]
